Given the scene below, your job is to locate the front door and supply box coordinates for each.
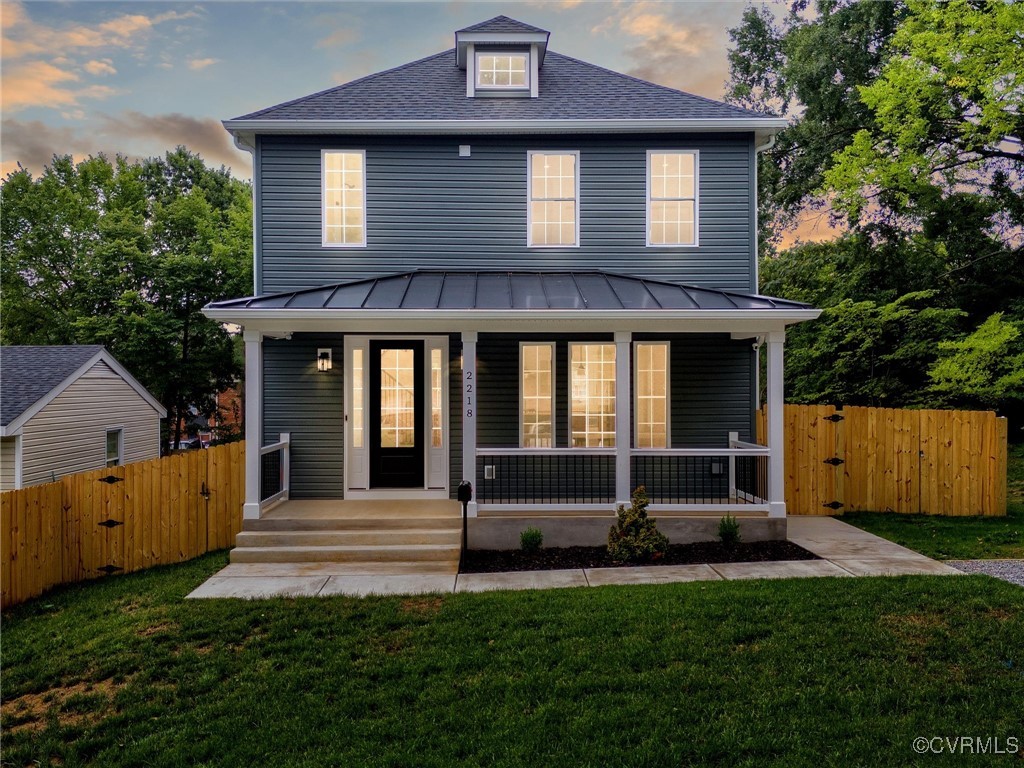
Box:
[369,340,425,488]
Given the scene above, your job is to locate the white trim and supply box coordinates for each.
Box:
[518,341,555,448]
[243,330,263,520]
[529,43,539,98]
[526,150,580,248]
[648,503,770,513]
[646,149,699,248]
[0,349,166,436]
[614,331,631,504]
[629,447,770,457]
[343,336,370,490]
[344,488,451,501]
[465,43,475,97]
[477,447,615,456]
[320,149,367,249]
[225,118,790,136]
[766,333,786,518]
[461,331,478,516]
[456,31,550,67]
[13,434,23,490]
[478,503,613,514]
[105,426,124,468]
[425,337,449,490]
[474,49,530,92]
[633,340,671,449]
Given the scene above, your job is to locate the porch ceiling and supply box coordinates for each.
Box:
[204,271,819,333]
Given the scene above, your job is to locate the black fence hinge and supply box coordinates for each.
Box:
[97,564,123,575]
[98,519,124,528]
[823,457,845,466]
[98,475,124,484]
[200,482,211,500]
[824,414,845,422]
[822,501,844,510]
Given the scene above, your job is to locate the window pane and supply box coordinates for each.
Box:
[521,344,553,448]
[352,348,364,448]
[431,348,443,448]
[106,429,121,467]
[648,152,696,244]
[570,344,616,448]
[635,343,668,448]
[477,53,527,88]
[323,151,364,246]
[379,349,416,448]
[529,153,577,246]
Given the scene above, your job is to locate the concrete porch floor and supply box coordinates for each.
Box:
[187,515,962,599]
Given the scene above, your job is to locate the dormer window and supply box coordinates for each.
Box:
[476,52,528,89]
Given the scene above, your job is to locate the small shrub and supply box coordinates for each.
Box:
[607,486,669,563]
[520,527,544,553]
[718,514,741,547]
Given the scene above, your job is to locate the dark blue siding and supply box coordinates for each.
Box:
[256,133,756,294]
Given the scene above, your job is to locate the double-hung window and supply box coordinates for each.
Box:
[634,342,669,448]
[322,150,365,247]
[105,428,123,468]
[520,343,554,448]
[570,343,616,448]
[647,151,698,246]
[528,151,578,247]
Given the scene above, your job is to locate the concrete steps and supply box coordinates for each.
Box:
[230,505,463,566]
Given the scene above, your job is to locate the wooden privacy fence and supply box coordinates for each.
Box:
[1,441,244,609]
[758,406,1007,516]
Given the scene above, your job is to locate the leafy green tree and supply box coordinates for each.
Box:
[929,314,1024,412]
[0,149,253,448]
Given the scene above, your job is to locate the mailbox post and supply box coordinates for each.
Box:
[457,481,472,571]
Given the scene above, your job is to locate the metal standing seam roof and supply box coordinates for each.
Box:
[0,345,105,426]
[230,48,778,123]
[205,271,812,313]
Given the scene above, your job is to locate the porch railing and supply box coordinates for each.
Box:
[475,449,615,507]
[260,432,290,509]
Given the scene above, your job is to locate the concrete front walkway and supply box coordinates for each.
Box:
[187,516,961,599]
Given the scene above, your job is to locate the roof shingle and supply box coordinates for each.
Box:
[456,15,548,34]
[0,346,104,426]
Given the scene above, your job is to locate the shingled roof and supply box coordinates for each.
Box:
[456,15,548,34]
[0,346,105,426]
[231,49,776,123]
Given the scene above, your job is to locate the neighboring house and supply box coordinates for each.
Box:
[0,346,166,490]
[203,16,820,548]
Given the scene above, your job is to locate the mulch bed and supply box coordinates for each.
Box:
[460,540,820,574]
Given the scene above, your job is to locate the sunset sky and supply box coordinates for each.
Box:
[1,1,837,242]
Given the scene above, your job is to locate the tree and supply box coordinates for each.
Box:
[0,149,253,448]
[929,314,1024,414]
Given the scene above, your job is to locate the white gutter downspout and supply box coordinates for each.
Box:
[233,133,258,296]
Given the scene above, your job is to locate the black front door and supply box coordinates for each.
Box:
[369,340,424,488]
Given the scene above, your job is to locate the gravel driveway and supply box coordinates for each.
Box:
[947,560,1024,587]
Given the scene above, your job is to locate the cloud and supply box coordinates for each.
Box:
[2,1,198,60]
[0,118,101,176]
[96,111,250,172]
[84,59,117,76]
[2,59,119,112]
[317,27,358,49]
[187,57,219,71]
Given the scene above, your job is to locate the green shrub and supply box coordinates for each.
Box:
[607,486,669,563]
[718,514,741,547]
[520,527,544,553]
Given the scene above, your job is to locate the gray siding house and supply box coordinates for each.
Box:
[0,346,166,490]
[204,17,819,551]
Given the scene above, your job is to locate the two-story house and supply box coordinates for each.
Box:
[204,16,819,562]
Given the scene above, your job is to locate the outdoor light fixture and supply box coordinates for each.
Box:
[317,348,332,372]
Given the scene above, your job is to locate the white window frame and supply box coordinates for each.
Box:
[105,427,124,468]
[633,341,671,449]
[646,149,699,248]
[321,149,367,249]
[568,342,617,449]
[519,341,556,449]
[475,50,530,90]
[527,150,580,248]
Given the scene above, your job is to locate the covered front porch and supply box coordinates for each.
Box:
[203,271,819,548]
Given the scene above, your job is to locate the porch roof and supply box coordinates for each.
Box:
[209,271,812,312]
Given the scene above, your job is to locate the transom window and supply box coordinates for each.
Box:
[521,343,554,448]
[322,150,365,247]
[476,52,528,88]
[570,344,616,448]
[105,428,122,467]
[648,151,698,246]
[635,342,669,448]
[529,152,578,247]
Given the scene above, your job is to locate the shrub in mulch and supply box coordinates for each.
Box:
[460,540,819,574]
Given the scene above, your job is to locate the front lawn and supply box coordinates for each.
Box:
[843,444,1024,560]
[3,553,1022,767]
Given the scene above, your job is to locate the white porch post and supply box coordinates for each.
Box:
[461,331,478,517]
[766,330,786,518]
[243,329,263,520]
[614,331,632,508]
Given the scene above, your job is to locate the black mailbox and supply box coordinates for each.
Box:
[457,481,473,503]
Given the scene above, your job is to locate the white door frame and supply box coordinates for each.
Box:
[343,335,450,499]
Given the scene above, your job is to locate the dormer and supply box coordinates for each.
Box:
[455,16,550,99]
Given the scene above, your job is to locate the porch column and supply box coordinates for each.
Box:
[766,331,786,518]
[614,331,632,508]
[461,331,478,517]
[243,329,263,520]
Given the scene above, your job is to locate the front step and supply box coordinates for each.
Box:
[230,543,461,564]
[235,529,460,548]
[243,516,461,532]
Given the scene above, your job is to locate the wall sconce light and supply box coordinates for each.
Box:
[317,348,332,372]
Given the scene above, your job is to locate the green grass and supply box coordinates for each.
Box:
[3,554,1023,767]
[843,444,1024,560]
